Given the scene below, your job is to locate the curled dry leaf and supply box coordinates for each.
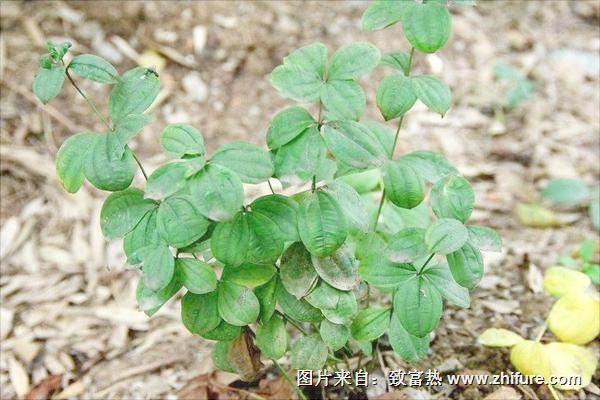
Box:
[227,328,263,382]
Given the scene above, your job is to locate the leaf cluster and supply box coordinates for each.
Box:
[34,0,502,380]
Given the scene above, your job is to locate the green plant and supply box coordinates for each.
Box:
[555,239,600,285]
[33,0,499,394]
[493,63,535,111]
[541,178,600,231]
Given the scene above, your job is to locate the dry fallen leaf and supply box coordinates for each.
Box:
[478,328,524,347]
[228,328,264,382]
[8,356,30,397]
[25,374,62,400]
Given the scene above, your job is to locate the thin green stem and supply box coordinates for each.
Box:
[372,47,416,232]
[64,65,149,181]
[285,316,308,335]
[267,179,276,194]
[131,151,148,180]
[419,254,435,271]
[272,359,308,400]
[65,69,112,131]
[311,175,317,192]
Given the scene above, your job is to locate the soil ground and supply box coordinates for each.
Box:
[0,1,599,399]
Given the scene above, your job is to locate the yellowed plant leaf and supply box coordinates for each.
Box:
[543,266,591,297]
[547,293,600,345]
[478,328,524,347]
[545,342,598,390]
[515,203,560,228]
[509,340,550,378]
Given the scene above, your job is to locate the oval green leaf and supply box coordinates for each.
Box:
[430,175,475,223]
[383,160,426,209]
[176,258,217,294]
[100,187,157,239]
[446,242,484,289]
[350,307,391,341]
[157,195,210,248]
[256,313,288,359]
[425,218,469,255]
[217,281,260,326]
[211,142,274,184]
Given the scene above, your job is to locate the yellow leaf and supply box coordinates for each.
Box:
[543,266,591,297]
[515,203,560,228]
[137,50,166,73]
[509,340,551,378]
[545,342,598,390]
[547,293,600,345]
[478,328,524,347]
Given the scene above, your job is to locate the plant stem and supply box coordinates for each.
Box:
[268,179,276,194]
[372,47,416,232]
[311,175,316,192]
[65,69,112,130]
[419,254,435,271]
[285,316,308,335]
[64,66,149,181]
[131,151,149,180]
[272,359,308,400]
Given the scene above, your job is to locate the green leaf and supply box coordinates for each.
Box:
[298,190,348,257]
[541,178,590,205]
[211,142,273,184]
[323,121,387,170]
[425,218,469,255]
[339,169,382,194]
[321,80,366,121]
[350,307,391,341]
[430,175,475,222]
[68,54,119,84]
[199,321,241,341]
[217,281,260,326]
[380,51,411,75]
[280,242,318,298]
[109,67,160,124]
[401,1,451,53]
[210,212,251,267]
[362,121,396,157]
[188,164,244,221]
[255,277,277,322]
[381,202,431,235]
[320,320,350,351]
[144,162,188,201]
[256,313,288,359]
[388,312,430,363]
[386,228,429,263]
[157,195,210,248]
[327,42,381,80]
[446,242,484,289]
[399,151,458,183]
[47,41,71,62]
[277,280,322,323]
[181,291,221,334]
[267,107,315,150]
[291,334,328,370]
[467,225,502,252]
[110,114,154,158]
[136,272,182,317]
[251,195,299,243]
[394,276,442,337]
[100,188,157,239]
[212,341,236,373]
[359,257,417,289]
[56,132,98,193]
[383,160,426,209]
[376,73,417,121]
[283,42,327,77]
[84,134,136,191]
[221,263,277,288]
[143,245,175,291]
[305,281,357,324]
[411,75,452,116]
[274,127,327,187]
[270,64,323,102]
[312,245,359,291]
[361,0,406,31]
[324,181,370,234]
[422,263,470,308]
[582,264,600,285]
[580,240,596,263]
[123,209,163,265]
[176,258,217,294]
[32,64,66,104]
[160,124,205,159]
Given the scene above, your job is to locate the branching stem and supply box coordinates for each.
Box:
[64,66,149,181]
